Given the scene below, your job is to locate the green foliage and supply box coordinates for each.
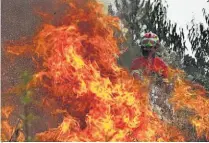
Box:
[18,70,35,141]
[21,71,33,85]
[185,8,209,91]
[20,71,34,105]
[20,90,33,105]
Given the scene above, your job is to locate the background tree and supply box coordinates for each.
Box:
[185,8,209,91]
[110,0,209,91]
[110,0,186,69]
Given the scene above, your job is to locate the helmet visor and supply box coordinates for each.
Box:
[141,39,156,47]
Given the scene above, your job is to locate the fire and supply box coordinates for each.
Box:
[1,106,14,119]
[1,106,14,141]
[1,120,14,141]
[169,68,209,140]
[2,0,208,142]
[1,106,25,142]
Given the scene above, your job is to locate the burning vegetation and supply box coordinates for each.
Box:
[1,0,209,142]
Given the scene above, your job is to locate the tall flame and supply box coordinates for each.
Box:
[2,0,208,142]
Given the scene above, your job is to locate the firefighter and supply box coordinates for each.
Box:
[130,32,168,80]
[130,32,174,122]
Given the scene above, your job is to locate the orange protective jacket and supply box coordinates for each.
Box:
[130,57,168,79]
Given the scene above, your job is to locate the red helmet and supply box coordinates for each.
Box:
[141,32,160,49]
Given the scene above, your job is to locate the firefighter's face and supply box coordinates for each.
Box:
[141,46,156,57]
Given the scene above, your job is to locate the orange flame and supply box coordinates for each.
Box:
[1,106,14,141]
[169,68,209,140]
[2,0,209,142]
[1,106,14,119]
[1,106,25,142]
